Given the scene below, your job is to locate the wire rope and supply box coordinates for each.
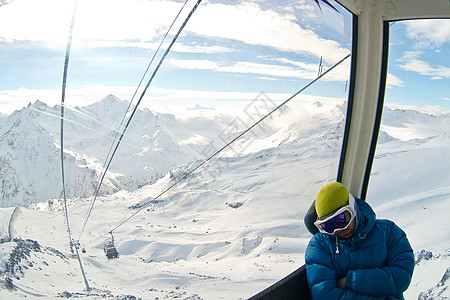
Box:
[93,0,190,201]
[59,0,91,292]
[60,0,77,252]
[108,53,352,234]
[78,0,203,240]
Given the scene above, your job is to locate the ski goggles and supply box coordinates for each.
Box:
[314,194,356,235]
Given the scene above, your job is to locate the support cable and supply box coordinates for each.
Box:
[60,0,77,248]
[60,0,90,292]
[94,0,190,198]
[78,0,203,240]
[109,53,352,234]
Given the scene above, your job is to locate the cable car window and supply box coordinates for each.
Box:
[368,18,450,299]
[0,0,352,298]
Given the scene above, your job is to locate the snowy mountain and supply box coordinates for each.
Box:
[0,100,117,207]
[0,95,204,207]
[0,96,449,299]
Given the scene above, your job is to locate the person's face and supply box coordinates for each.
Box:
[334,218,356,239]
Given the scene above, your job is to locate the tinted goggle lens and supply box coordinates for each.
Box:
[319,210,352,233]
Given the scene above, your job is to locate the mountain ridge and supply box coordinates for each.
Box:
[0,95,194,207]
[0,95,448,209]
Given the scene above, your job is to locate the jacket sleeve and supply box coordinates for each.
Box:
[306,236,384,300]
[346,221,414,297]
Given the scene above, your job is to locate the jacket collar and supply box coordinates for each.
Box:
[338,197,376,244]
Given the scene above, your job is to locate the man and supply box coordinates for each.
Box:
[305,182,414,299]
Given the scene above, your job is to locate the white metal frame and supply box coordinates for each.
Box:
[336,0,450,198]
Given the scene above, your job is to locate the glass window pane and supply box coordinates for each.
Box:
[368,19,450,299]
[0,0,353,298]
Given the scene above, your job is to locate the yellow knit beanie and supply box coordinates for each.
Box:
[315,182,349,218]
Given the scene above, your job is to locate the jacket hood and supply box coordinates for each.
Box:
[339,197,376,244]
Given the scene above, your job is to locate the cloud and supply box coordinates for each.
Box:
[398,51,450,79]
[0,85,264,115]
[405,19,450,47]
[218,61,316,79]
[0,0,352,112]
[386,73,404,88]
[0,88,61,114]
[172,43,233,54]
[0,0,348,62]
[167,58,220,70]
[167,56,351,82]
[0,0,186,47]
[1,85,347,117]
[0,0,74,46]
[188,2,349,63]
[73,0,185,45]
[271,57,351,81]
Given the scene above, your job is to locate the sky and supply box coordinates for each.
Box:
[0,0,449,115]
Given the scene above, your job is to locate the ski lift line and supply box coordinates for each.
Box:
[108,52,352,234]
[73,239,91,291]
[59,0,91,292]
[30,102,128,141]
[318,56,323,77]
[90,0,191,213]
[60,0,78,248]
[60,102,127,133]
[55,1,192,224]
[126,0,190,116]
[79,0,201,239]
[31,106,125,143]
[78,0,203,240]
[314,0,339,12]
[101,0,190,167]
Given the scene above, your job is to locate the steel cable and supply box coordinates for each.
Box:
[78,0,203,240]
[59,0,91,291]
[109,53,352,234]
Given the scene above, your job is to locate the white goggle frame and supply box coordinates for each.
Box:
[314,194,356,235]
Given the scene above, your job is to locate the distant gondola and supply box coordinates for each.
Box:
[104,232,119,259]
[104,242,119,259]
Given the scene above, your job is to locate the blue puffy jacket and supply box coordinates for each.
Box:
[305,198,414,299]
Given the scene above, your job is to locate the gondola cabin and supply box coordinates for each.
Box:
[104,242,119,259]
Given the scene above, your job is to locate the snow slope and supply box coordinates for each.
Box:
[0,96,449,299]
